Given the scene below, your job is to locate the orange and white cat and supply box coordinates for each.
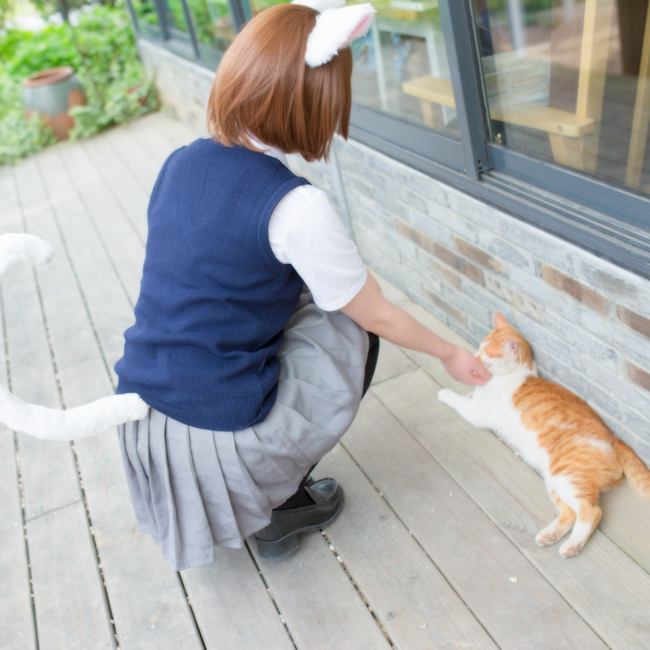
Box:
[438,312,650,558]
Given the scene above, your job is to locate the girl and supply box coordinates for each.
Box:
[0,0,490,570]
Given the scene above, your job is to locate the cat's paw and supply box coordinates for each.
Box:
[559,541,583,558]
[535,529,558,547]
[438,389,455,406]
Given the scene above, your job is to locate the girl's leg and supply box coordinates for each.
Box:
[274,331,379,511]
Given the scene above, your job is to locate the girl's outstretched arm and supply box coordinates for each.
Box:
[341,272,491,386]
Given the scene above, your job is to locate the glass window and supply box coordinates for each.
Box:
[131,0,162,38]
[350,0,460,140]
[190,0,235,53]
[243,0,288,20]
[473,0,650,196]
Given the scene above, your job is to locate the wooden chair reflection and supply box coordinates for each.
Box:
[402,0,615,172]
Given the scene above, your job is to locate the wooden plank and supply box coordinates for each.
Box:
[373,369,650,650]
[29,149,204,649]
[402,76,594,136]
[625,0,650,188]
[575,0,615,173]
[4,161,80,522]
[27,502,114,650]
[340,392,608,648]
[249,529,391,650]
[56,144,145,306]
[81,135,149,244]
[316,445,499,650]
[36,148,136,385]
[0,425,36,649]
[126,114,192,167]
[371,339,417,385]
[181,548,295,650]
[102,125,162,193]
[0,247,35,649]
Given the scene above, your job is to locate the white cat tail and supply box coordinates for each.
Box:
[0,233,149,440]
[613,438,650,500]
[303,3,375,67]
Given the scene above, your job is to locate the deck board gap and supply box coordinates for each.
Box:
[70,441,119,650]
[80,140,147,248]
[176,573,208,650]
[320,529,398,649]
[46,208,116,389]
[1,281,40,650]
[338,438,502,650]
[242,542,299,650]
[55,152,138,312]
[16,178,118,646]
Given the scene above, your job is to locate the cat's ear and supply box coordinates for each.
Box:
[504,338,519,357]
[494,312,509,329]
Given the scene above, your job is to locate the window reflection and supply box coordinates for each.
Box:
[350,0,460,139]
[474,0,650,195]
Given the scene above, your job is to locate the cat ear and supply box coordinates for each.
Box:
[292,0,345,11]
[302,3,376,67]
[504,338,519,357]
[494,312,509,329]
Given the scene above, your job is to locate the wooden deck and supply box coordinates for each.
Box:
[2,112,650,650]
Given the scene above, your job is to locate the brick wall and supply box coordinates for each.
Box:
[290,139,650,467]
[139,38,650,466]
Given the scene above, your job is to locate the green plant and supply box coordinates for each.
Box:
[0,0,15,26]
[0,72,55,164]
[0,2,158,161]
[68,4,158,138]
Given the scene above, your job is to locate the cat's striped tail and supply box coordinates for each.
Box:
[613,438,650,500]
[0,233,149,440]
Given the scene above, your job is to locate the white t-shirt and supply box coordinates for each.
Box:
[261,143,368,312]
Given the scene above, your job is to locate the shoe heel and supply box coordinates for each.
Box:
[255,533,299,560]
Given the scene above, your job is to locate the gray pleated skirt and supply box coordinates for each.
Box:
[117,293,368,571]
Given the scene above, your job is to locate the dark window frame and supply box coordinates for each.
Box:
[126,0,650,279]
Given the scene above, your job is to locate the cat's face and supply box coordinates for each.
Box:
[476,313,534,375]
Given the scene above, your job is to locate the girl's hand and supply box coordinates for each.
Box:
[441,345,491,385]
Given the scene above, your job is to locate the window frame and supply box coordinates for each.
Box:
[126,0,650,280]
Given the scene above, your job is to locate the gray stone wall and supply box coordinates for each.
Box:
[139,38,650,465]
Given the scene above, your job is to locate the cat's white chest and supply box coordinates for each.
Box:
[473,373,550,475]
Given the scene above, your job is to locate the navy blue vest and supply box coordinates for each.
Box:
[115,139,310,430]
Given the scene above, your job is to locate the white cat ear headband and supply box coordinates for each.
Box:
[292,0,376,68]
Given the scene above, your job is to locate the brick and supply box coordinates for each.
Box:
[407,207,454,248]
[617,304,650,340]
[429,205,478,243]
[626,360,650,394]
[455,237,502,273]
[440,282,492,327]
[395,218,436,256]
[541,264,610,316]
[545,310,619,373]
[444,186,502,234]
[513,293,544,323]
[400,169,447,206]
[573,256,650,311]
[424,287,467,328]
[434,243,484,286]
[459,278,515,325]
[477,230,535,272]
[418,248,461,289]
[467,316,491,344]
[484,274,514,303]
[509,267,577,320]
[514,312,583,371]
[618,410,650,463]
[498,216,574,273]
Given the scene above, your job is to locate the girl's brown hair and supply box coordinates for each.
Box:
[207,3,353,162]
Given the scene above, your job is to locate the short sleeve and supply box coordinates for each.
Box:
[268,185,367,311]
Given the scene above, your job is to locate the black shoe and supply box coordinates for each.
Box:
[254,478,344,560]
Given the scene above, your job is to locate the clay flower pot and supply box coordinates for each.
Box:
[23,67,87,141]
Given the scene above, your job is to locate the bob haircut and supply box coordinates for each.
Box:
[207,3,353,162]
